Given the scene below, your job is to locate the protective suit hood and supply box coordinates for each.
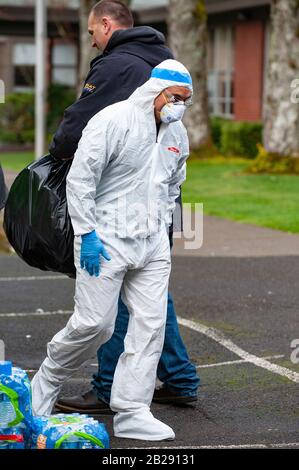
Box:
[128,59,193,115]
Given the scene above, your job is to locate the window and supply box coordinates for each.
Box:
[52,43,77,87]
[13,43,35,92]
[207,26,235,118]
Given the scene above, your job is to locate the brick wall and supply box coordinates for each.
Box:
[234,20,265,121]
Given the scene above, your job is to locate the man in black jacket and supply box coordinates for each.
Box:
[50,2,172,160]
[54,0,200,414]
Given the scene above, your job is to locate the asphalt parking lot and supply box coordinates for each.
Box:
[0,215,299,449]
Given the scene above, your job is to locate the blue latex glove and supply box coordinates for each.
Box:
[80,230,111,277]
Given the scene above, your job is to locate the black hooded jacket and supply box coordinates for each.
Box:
[49,26,173,160]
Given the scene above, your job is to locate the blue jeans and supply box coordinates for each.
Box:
[92,294,200,404]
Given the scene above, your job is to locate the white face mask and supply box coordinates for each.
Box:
[160,102,186,124]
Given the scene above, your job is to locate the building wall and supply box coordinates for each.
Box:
[0,38,12,95]
[0,35,78,94]
[234,20,265,121]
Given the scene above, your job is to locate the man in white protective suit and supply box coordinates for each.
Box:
[31,59,193,441]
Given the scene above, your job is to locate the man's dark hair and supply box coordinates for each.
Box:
[92,0,134,28]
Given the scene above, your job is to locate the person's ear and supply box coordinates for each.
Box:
[102,17,111,35]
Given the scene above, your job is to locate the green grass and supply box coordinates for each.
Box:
[0,152,34,171]
[184,157,299,233]
[2,153,299,233]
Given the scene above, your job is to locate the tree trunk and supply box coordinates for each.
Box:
[78,0,132,94]
[168,0,210,150]
[263,0,299,157]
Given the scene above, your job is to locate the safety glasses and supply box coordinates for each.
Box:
[164,92,193,108]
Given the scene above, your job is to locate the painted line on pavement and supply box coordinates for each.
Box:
[3,309,297,383]
[133,443,299,449]
[90,358,286,369]
[9,357,289,372]
[0,310,73,318]
[25,356,285,373]
[25,370,94,376]
[195,355,285,369]
[0,275,70,282]
[178,316,299,383]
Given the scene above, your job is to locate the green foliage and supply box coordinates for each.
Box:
[0,85,76,145]
[47,84,76,134]
[184,158,299,233]
[210,116,227,151]
[221,121,262,159]
[249,144,299,174]
[0,93,35,144]
[190,142,220,159]
[210,117,262,159]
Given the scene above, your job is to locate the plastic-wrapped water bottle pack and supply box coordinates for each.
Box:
[0,361,32,448]
[0,361,110,450]
[0,361,32,428]
[31,414,110,449]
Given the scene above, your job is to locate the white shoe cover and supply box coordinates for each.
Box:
[114,409,175,441]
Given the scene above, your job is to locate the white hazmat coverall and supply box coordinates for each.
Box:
[31,59,191,441]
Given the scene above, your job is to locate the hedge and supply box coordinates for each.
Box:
[0,84,76,145]
[210,117,263,159]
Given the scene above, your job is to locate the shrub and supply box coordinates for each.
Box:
[0,92,35,144]
[248,144,299,174]
[0,85,76,145]
[47,84,76,134]
[210,116,227,152]
[190,141,220,159]
[221,120,262,159]
[210,117,262,159]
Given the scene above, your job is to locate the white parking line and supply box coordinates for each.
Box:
[178,316,299,383]
[134,443,299,449]
[26,356,285,374]
[0,275,70,281]
[195,355,285,369]
[0,310,72,318]
[25,370,95,375]
[2,309,298,383]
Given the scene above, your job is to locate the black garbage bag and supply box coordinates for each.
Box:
[0,164,8,210]
[3,154,76,278]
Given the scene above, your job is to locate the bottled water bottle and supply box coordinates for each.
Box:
[0,362,17,428]
[0,440,9,449]
[59,436,79,449]
[59,435,94,449]
[0,395,16,428]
